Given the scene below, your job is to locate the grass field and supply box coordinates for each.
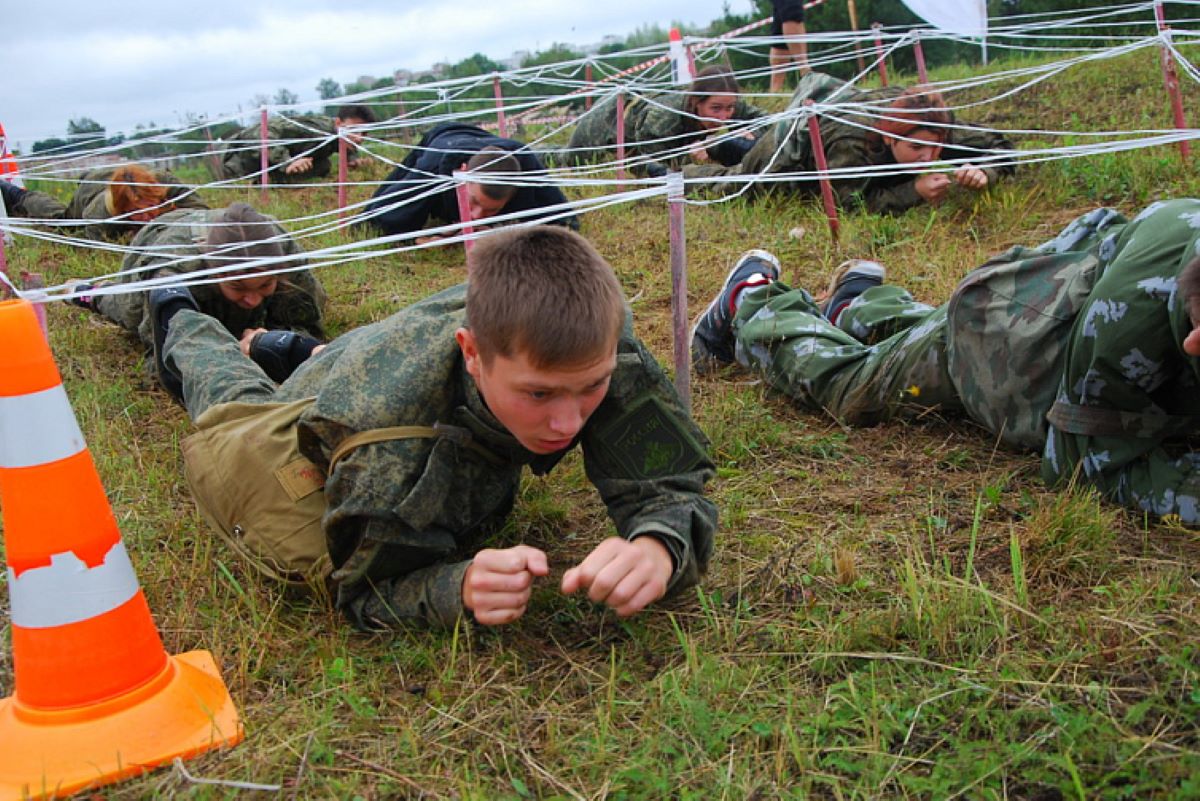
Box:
[3,46,1200,799]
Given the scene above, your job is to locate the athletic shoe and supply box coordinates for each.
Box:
[820,260,885,326]
[691,248,781,370]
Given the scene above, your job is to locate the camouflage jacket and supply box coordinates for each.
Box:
[272,283,717,628]
[568,89,766,175]
[687,71,1015,214]
[1042,199,1200,523]
[222,115,340,180]
[96,207,326,349]
[14,166,206,241]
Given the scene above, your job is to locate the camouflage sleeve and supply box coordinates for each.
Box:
[580,334,718,594]
[630,100,694,173]
[945,126,1016,188]
[823,129,923,214]
[1041,296,1200,522]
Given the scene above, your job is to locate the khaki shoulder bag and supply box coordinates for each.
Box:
[181,397,441,588]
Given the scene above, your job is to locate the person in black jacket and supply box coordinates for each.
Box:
[365,122,578,242]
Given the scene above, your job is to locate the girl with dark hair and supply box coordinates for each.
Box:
[566,65,767,175]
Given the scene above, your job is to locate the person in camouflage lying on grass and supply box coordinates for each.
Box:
[692,198,1200,524]
[684,71,1015,215]
[68,202,326,386]
[0,163,207,241]
[220,104,375,183]
[155,225,717,629]
[566,65,767,176]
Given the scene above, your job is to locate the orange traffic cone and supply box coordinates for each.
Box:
[0,123,23,189]
[0,299,242,799]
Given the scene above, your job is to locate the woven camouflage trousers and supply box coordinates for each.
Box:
[731,207,1127,437]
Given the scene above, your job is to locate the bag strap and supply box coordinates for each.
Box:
[328,422,506,473]
[1046,399,1198,439]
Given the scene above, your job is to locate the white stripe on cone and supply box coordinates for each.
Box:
[0,384,86,468]
[8,541,140,628]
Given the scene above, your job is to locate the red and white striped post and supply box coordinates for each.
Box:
[913,30,928,84]
[615,90,627,185]
[872,23,889,87]
[667,172,690,410]
[585,63,594,111]
[492,73,508,139]
[259,106,270,201]
[453,176,475,256]
[337,133,348,223]
[1154,0,1166,31]
[805,100,840,242]
[1158,27,1191,162]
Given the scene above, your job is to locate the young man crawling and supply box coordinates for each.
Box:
[154,226,717,629]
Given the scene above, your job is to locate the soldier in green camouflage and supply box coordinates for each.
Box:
[684,71,1015,214]
[158,225,717,629]
[70,202,326,385]
[0,163,207,241]
[219,104,375,183]
[692,199,1200,524]
[567,66,766,176]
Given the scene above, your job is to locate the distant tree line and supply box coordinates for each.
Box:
[32,0,1180,155]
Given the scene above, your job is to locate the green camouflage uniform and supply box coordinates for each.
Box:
[729,200,1200,523]
[1042,199,1200,523]
[95,207,326,352]
[685,71,1015,214]
[11,166,206,241]
[221,115,341,182]
[567,90,765,175]
[164,283,718,628]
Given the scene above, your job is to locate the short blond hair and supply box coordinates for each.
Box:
[466,226,625,367]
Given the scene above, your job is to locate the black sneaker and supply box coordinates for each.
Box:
[64,279,100,311]
[148,286,199,402]
[691,248,781,370]
[820,260,885,326]
[0,180,27,214]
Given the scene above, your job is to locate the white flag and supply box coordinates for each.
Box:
[900,0,988,38]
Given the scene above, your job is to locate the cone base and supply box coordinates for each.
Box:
[0,650,242,800]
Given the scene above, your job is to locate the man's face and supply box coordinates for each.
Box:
[217,273,279,310]
[885,130,944,164]
[456,328,616,454]
[465,183,510,222]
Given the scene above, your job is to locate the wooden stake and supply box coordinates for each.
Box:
[493,73,508,139]
[259,106,270,201]
[453,176,475,256]
[615,90,627,186]
[667,172,690,411]
[913,30,928,84]
[1158,27,1192,162]
[337,133,348,224]
[872,23,889,87]
[805,100,840,241]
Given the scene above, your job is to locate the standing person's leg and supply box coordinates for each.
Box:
[162,309,277,421]
[769,0,810,92]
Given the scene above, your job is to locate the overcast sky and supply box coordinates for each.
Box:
[5,0,757,150]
